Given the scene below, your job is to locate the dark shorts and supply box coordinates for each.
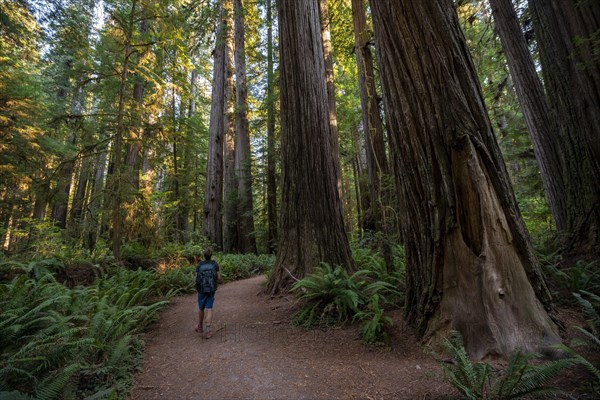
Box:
[197,292,215,310]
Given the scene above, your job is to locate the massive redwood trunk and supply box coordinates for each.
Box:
[234,0,257,254]
[369,0,558,359]
[268,0,355,294]
[529,0,600,256]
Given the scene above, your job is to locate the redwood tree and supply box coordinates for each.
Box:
[203,2,231,250]
[351,0,393,264]
[269,0,355,294]
[318,0,340,156]
[488,0,565,240]
[222,0,237,253]
[369,0,558,359]
[234,0,257,253]
[529,0,600,256]
[266,0,278,254]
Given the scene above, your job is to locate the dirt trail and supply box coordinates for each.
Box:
[129,275,450,399]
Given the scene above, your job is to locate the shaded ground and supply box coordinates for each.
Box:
[129,275,452,399]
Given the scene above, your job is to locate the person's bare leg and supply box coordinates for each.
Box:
[204,308,213,338]
[197,309,204,332]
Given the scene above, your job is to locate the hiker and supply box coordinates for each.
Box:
[195,247,220,339]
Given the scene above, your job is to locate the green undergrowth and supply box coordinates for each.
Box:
[0,250,274,399]
[555,290,600,396]
[437,289,600,399]
[543,259,600,307]
[436,331,576,400]
[291,244,405,345]
[218,253,275,283]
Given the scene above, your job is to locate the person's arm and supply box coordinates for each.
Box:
[216,262,221,282]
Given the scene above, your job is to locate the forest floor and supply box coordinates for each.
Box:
[128,275,454,399]
[129,275,598,399]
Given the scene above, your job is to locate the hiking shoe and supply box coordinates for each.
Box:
[204,331,214,339]
[195,324,202,333]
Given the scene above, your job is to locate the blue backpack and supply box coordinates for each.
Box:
[196,260,217,294]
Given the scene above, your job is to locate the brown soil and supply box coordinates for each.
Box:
[129,275,453,399]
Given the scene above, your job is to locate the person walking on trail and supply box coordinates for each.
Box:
[195,247,220,339]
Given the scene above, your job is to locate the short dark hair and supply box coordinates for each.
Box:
[203,247,213,260]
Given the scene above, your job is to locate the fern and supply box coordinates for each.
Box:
[292,263,363,326]
[438,331,572,399]
[439,331,491,399]
[35,363,80,400]
[0,261,180,399]
[353,294,393,344]
[545,261,600,305]
[553,290,600,396]
[492,351,574,399]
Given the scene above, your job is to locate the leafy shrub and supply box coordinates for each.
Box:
[292,263,362,326]
[0,259,66,282]
[0,267,172,399]
[218,253,275,283]
[154,264,196,296]
[352,245,406,303]
[291,257,402,343]
[438,331,574,399]
[180,240,214,262]
[353,294,393,344]
[120,241,150,260]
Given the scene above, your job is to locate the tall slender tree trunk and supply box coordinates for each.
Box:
[124,18,148,196]
[51,156,74,230]
[124,72,144,193]
[266,0,278,254]
[369,0,558,360]
[268,0,355,294]
[489,0,566,236]
[351,0,392,265]
[352,155,363,239]
[32,179,50,221]
[51,88,83,230]
[234,0,257,254]
[110,0,137,260]
[351,127,371,234]
[84,146,107,252]
[318,0,340,156]
[222,0,237,253]
[50,65,80,231]
[203,1,230,250]
[70,155,92,238]
[171,87,182,242]
[529,0,600,256]
[180,68,198,241]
